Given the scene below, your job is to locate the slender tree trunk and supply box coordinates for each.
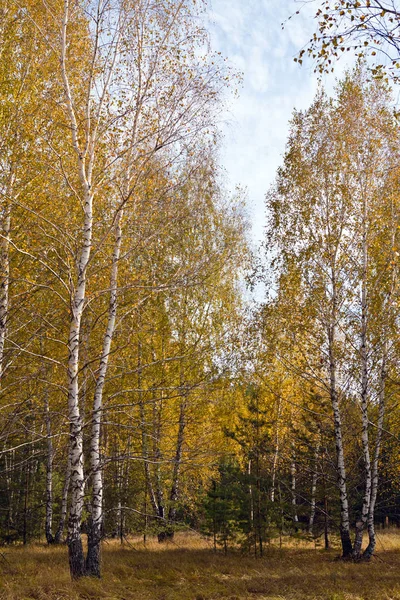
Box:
[54,456,71,544]
[114,453,123,542]
[4,448,14,538]
[141,377,165,541]
[153,357,166,542]
[328,281,352,557]
[0,199,11,381]
[138,338,159,517]
[271,396,281,503]
[86,209,123,577]
[290,453,298,527]
[45,389,54,544]
[364,199,396,559]
[330,367,352,556]
[248,458,254,548]
[140,404,158,515]
[278,483,284,549]
[156,505,167,542]
[60,0,97,577]
[167,393,187,538]
[308,443,319,535]
[143,482,147,545]
[324,493,330,550]
[364,354,386,559]
[256,452,263,557]
[212,479,217,552]
[353,197,371,559]
[23,442,31,545]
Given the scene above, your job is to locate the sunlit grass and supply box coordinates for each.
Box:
[1,531,400,599]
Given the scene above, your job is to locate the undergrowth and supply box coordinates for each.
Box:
[0,531,400,599]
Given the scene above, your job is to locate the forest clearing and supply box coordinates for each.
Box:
[3,531,400,600]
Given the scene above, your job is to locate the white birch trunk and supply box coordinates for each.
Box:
[86,208,123,576]
[60,0,97,577]
[290,460,298,525]
[353,215,372,558]
[45,389,54,544]
[364,353,386,559]
[271,396,281,503]
[308,443,320,535]
[364,198,396,559]
[328,271,352,557]
[0,201,11,382]
[248,459,254,544]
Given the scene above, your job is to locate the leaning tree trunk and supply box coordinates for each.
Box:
[86,209,123,577]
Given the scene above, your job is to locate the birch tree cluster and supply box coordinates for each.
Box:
[0,0,249,579]
[252,68,400,560]
[196,68,400,562]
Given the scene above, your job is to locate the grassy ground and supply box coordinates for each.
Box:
[1,531,400,600]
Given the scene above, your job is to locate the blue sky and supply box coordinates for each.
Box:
[207,0,353,246]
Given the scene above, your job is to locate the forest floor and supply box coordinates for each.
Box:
[1,531,400,600]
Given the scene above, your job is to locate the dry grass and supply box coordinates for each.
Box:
[1,531,400,600]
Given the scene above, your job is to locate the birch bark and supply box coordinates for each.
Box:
[0,199,11,382]
[45,388,54,544]
[271,396,281,503]
[353,193,371,559]
[86,208,124,576]
[308,443,320,535]
[60,0,95,577]
[364,196,397,558]
[290,456,298,526]
[328,270,352,557]
[364,354,386,559]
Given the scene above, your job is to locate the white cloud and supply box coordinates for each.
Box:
[207,0,355,246]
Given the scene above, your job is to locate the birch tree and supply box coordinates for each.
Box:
[264,70,400,557]
[25,0,232,577]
